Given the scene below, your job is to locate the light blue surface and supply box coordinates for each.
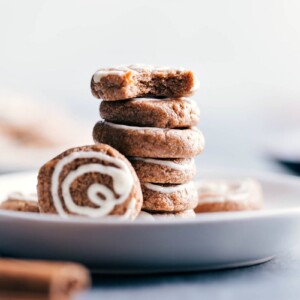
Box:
[78,247,300,300]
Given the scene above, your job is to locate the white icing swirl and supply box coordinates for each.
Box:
[51,151,133,218]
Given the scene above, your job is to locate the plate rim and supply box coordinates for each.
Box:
[0,169,300,226]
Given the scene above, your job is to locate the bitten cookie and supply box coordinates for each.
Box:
[91,65,199,101]
[93,121,205,158]
[0,192,39,213]
[129,157,196,184]
[37,144,143,219]
[100,97,200,128]
[141,182,198,213]
[194,179,263,213]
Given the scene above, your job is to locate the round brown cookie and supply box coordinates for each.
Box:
[129,157,196,184]
[194,179,263,213]
[37,144,143,219]
[0,196,40,213]
[100,97,200,128]
[93,121,205,158]
[141,182,198,213]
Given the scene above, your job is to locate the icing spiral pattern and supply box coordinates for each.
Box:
[50,151,133,218]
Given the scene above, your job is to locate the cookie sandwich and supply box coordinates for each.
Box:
[91,64,204,217]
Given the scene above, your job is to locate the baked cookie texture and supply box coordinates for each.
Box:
[100,97,200,128]
[129,157,196,184]
[91,65,199,101]
[93,121,205,158]
[37,144,143,219]
[141,182,198,213]
[194,179,263,213]
[0,198,39,213]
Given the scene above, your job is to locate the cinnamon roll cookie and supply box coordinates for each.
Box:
[37,144,143,219]
[195,179,263,213]
[93,121,205,158]
[100,97,200,128]
[129,157,196,184]
[141,182,198,213]
[91,65,199,101]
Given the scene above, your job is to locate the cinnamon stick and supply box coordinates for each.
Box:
[0,259,91,300]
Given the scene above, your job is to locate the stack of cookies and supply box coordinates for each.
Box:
[91,65,205,217]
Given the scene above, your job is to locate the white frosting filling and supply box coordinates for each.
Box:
[51,151,134,218]
[105,121,200,134]
[93,70,127,82]
[121,197,136,220]
[130,97,197,105]
[196,179,262,204]
[143,182,194,194]
[131,157,194,171]
[136,211,155,220]
[191,78,200,92]
[131,97,170,102]
[105,121,166,131]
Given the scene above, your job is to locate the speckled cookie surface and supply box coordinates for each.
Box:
[100,97,200,128]
[194,179,263,213]
[93,121,205,159]
[37,144,143,219]
[141,182,198,213]
[0,199,39,213]
[91,65,199,101]
[129,157,196,184]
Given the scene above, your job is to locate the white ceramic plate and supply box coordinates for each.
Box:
[0,170,300,273]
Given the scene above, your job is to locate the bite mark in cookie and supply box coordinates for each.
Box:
[91,65,199,101]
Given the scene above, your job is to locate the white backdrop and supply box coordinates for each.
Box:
[1,0,299,170]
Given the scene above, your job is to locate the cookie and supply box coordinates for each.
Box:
[37,144,143,219]
[93,121,205,158]
[194,179,263,213]
[141,182,198,213]
[91,65,199,101]
[100,97,200,128]
[129,157,196,184]
[0,192,39,213]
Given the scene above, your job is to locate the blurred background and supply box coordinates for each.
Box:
[1,0,300,174]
